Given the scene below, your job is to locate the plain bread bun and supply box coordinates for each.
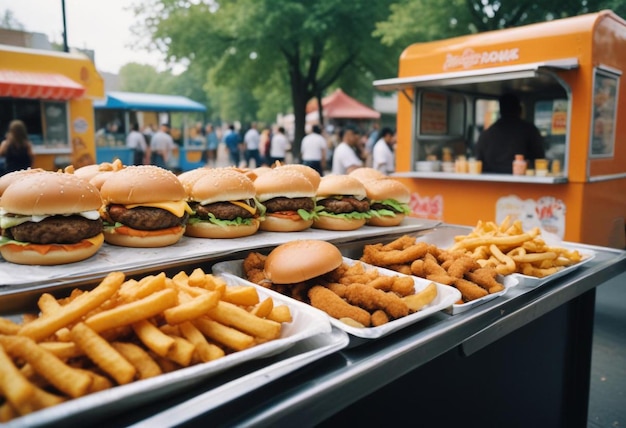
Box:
[100,165,185,204]
[177,167,212,194]
[254,169,315,202]
[1,171,102,215]
[316,174,366,199]
[264,240,343,284]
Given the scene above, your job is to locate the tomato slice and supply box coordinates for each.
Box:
[268,211,301,221]
[115,225,184,237]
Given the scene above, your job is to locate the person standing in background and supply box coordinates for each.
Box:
[300,124,327,176]
[0,120,34,175]
[224,124,243,167]
[126,123,150,165]
[331,124,363,175]
[372,127,396,175]
[243,122,262,168]
[150,123,176,170]
[204,123,219,167]
[259,127,272,166]
[269,126,290,165]
[475,93,545,173]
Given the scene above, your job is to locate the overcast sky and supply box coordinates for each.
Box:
[0,0,168,74]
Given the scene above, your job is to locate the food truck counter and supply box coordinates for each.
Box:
[29,224,621,428]
[394,171,568,184]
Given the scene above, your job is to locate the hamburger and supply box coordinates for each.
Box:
[264,240,344,285]
[312,175,370,231]
[99,165,191,247]
[348,167,386,183]
[274,164,321,190]
[0,171,104,265]
[180,168,261,239]
[254,168,317,232]
[364,178,411,227]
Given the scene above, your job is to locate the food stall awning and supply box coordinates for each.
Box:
[94,91,207,112]
[306,88,381,119]
[0,70,85,100]
[373,58,579,97]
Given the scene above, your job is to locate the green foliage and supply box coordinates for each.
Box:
[134,0,399,154]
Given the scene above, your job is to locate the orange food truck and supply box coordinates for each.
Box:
[0,44,104,171]
[374,10,626,248]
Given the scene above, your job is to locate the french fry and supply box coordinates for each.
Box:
[18,271,125,341]
[402,282,438,312]
[0,317,20,335]
[70,323,136,385]
[0,335,92,398]
[165,336,195,367]
[178,322,225,362]
[85,288,177,333]
[207,301,282,340]
[0,344,37,415]
[193,318,255,351]
[187,268,207,287]
[250,297,274,318]
[164,291,220,325]
[112,342,162,379]
[132,319,175,357]
[267,305,292,323]
[222,286,260,306]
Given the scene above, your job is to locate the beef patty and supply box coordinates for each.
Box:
[5,216,103,244]
[317,197,370,214]
[191,201,254,221]
[263,197,315,213]
[107,205,188,230]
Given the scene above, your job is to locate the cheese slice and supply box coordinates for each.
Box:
[125,200,193,217]
[230,200,257,215]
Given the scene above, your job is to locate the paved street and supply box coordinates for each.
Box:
[588,270,626,428]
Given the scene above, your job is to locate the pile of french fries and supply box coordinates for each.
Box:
[0,268,291,422]
[450,216,583,277]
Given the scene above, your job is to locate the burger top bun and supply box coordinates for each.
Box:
[348,167,386,183]
[73,160,124,182]
[254,168,315,203]
[0,168,45,198]
[264,240,343,284]
[363,178,410,203]
[1,171,102,215]
[186,168,256,204]
[88,170,117,191]
[100,165,185,204]
[245,166,273,181]
[317,175,366,199]
[177,167,212,194]
[275,164,321,190]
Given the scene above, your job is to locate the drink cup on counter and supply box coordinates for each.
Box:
[534,158,549,174]
[551,159,562,175]
[468,159,482,174]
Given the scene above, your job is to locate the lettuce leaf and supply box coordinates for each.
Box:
[189,214,257,227]
[297,209,319,221]
[370,199,411,217]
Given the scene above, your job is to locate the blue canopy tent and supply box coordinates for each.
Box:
[94,91,207,170]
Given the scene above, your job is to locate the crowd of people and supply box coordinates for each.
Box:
[0,118,396,177]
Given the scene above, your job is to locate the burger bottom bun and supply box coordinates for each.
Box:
[259,215,313,232]
[367,213,405,227]
[0,233,104,265]
[312,216,366,231]
[185,219,260,239]
[104,227,184,247]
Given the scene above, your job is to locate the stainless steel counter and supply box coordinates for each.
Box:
[106,225,626,428]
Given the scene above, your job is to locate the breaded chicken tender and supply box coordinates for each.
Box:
[465,268,505,294]
[454,278,488,302]
[446,255,479,279]
[308,286,371,327]
[371,310,390,326]
[344,284,409,319]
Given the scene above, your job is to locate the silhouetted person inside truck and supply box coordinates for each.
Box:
[475,93,545,174]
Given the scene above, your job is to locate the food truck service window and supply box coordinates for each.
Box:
[0,98,69,150]
[590,67,619,158]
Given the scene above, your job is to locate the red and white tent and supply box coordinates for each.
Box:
[307,88,381,121]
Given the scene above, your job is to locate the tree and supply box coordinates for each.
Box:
[0,10,24,30]
[134,0,400,156]
[376,0,625,47]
